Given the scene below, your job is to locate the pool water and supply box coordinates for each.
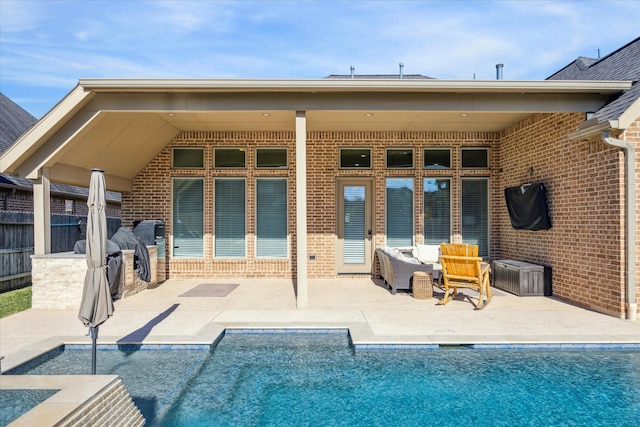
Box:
[0,389,58,426]
[11,333,640,426]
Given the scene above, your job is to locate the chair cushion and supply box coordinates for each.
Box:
[413,244,441,264]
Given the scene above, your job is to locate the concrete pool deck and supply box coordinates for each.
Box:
[2,278,639,372]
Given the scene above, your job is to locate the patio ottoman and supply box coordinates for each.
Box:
[412,271,433,299]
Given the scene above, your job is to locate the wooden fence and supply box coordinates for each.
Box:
[0,211,121,292]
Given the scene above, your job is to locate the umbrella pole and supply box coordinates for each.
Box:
[90,326,98,374]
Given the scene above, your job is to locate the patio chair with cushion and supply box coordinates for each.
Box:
[438,243,492,309]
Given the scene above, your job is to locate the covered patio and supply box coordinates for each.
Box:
[0,78,637,320]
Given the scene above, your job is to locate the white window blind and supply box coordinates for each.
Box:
[343,185,365,264]
[461,178,489,257]
[172,178,204,257]
[386,178,414,247]
[256,179,288,257]
[215,178,246,257]
[423,178,451,244]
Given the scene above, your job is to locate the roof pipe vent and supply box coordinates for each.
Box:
[496,63,504,80]
[350,66,355,79]
[399,63,404,79]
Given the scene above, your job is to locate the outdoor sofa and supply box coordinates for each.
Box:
[375,245,442,294]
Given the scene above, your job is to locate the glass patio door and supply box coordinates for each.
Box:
[337,179,373,274]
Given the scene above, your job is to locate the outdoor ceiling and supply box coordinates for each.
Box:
[158,110,533,132]
[55,109,530,187]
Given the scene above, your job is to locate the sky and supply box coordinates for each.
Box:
[1,0,639,118]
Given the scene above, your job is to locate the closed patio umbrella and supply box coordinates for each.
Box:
[78,168,114,374]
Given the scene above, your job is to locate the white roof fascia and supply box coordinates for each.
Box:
[568,120,619,141]
[618,97,640,129]
[0,86,94,175]
[78,78,632,94]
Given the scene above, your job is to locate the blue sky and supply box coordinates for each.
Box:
[1,0,639,118]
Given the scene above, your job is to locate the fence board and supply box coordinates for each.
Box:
[0,211,121,292]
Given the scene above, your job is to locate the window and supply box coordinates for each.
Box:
[423,178,451,244]
[386,178,414,247]
[172,148,204,169]
[256,148,287,168]
[461,148,489,168]
[214,148,246,168]
[214,178,246,257]
[256,179,288,257]
[424,148,451,169]
[340,148,371,168]
[386,148,413,168]
[461,178,489,257]
[172,178,204,257]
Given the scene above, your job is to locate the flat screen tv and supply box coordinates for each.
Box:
[504,183,551,231]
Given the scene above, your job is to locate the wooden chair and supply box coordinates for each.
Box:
[438,243,492,310]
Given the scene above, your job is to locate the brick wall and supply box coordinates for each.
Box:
[619,117,640,315]
[123,130,500,279]
[498,112,629,317]
[0,188,121,217]
[121,120,636,318]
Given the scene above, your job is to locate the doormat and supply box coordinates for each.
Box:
[179,283,239,297]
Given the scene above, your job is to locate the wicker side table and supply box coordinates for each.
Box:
[412,271,433,299]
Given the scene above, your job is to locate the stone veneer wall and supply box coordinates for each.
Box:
[31,246,157,309]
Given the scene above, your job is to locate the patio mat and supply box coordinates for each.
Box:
[179,283,239,297]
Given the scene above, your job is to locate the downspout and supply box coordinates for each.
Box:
[602,130,637,320]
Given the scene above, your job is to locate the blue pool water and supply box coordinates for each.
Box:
[9,332,640,426]
[0,389,58,426]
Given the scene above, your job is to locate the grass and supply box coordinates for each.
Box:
[0,286,32,318]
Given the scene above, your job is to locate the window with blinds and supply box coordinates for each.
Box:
[172,178,204,257]
[214,178,246,257]
[343,185,366,264]
[386,178,414,247]
[461,178,489,257]
[423,178,451,244]
[256,178,288,257]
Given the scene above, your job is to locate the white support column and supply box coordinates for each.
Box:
[33,167,51,255]
[295,111,308,308]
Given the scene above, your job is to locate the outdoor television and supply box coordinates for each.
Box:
[504,183,551,231]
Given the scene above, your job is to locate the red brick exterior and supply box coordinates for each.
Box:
[1,188,121,217]
[122,113,640,318]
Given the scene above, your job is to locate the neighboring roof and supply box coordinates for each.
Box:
[548,37,640,124]
[0,92,38,153]
[0,92,120,203]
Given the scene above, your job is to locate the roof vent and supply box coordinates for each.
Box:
[399,63,404,79]
[350,66,355,79]
[496,63,504,80]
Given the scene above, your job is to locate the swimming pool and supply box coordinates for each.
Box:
[0,389,58,426]
[9,331,640,426]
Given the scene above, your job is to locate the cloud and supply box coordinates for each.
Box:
[1,0,638,117]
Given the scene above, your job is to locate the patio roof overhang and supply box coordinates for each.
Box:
[0,78,631,192]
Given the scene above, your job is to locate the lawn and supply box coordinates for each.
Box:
[0,286,32,318]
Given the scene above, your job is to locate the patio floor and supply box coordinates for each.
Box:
[1,277,639,372]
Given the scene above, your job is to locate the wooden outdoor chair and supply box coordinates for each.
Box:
[438,243,492,310]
